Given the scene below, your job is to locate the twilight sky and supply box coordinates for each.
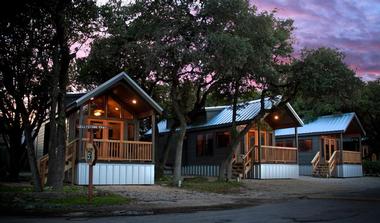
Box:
[252,0,380,81]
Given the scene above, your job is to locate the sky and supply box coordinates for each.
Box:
[253,0,380,81]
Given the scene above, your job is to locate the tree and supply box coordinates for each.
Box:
[355,80,380,157]
[0,0,52,190]
[292,47,363,121]
[0,0,98,191]
[45,0,98,190]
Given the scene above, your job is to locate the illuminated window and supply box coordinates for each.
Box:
[299,139,312,152]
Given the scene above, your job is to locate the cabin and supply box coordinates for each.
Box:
[275,113,365,177]
[151,99,304,179]
[36,72,163,185]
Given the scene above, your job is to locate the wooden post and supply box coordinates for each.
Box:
[78,105,84,159]
[151,113,156,162]
[257,121,261,179]
[295,127,298,164]
[88,128,94,203]
[340,133,344,164]
[359,135,362,163]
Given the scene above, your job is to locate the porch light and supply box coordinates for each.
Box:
[94,109,104,117]
[90,97,94,100]
[132,99,137,104]
[115,107,119,111]
[274,115,279,120]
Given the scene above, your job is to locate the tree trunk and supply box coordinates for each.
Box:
[24,125,42,192]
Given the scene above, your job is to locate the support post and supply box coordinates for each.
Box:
[295,127,299,164]
[340,133,344,164]
[78,105,84,159]
[257,121,261,179]
[151,113,156,162]
[359,135,362,163]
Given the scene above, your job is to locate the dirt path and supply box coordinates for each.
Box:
[97,177,380,209]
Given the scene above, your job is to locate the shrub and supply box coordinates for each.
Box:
[363,160,380,175]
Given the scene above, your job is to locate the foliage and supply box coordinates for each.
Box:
[48,193,130,207]
[292,47,363,121]
[363,160,380,176]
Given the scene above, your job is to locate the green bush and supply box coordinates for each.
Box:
[363,160,380,175]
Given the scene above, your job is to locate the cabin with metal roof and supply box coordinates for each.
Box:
[36,72,163,185]
[153,98,304,179]
[275,113,365,177]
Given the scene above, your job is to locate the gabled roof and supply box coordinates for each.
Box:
[66,72,163,114]
[275,112,366,137]
[147,98,303,134]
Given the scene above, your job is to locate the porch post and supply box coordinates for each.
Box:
[295,127,299,164]
[340,133,344,164]
[257,121,261,179]
[359,135,362,162]
[78,105,84,159]
[151,113,156,162]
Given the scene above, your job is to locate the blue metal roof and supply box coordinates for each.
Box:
[148,98,303,134]
[275,112,365,137]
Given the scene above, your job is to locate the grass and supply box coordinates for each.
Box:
[48,193,131,207]
[182,177,243,194]
[0,184,85,193]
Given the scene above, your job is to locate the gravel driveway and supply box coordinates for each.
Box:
[97,177,380,209]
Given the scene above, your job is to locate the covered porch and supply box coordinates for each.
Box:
[38,72,163,185]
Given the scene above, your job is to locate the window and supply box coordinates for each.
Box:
[299,139,312,152]
[276,140,293,147]
[260,132,266,146]
[89,96,105,118]
[216,132,230,148]
[107,97,121,118]
[196,133,214,156]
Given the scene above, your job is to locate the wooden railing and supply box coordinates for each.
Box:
[341,150,361,164]
[311,151,320,171]
[255,145,298,164]
[328,151,338,176]
[241,145,255,178]
[37,139,78,187]
[81,139,152,162]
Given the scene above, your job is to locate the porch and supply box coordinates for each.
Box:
[311,150,362,178]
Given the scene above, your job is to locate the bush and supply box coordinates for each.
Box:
[363,160,380,175]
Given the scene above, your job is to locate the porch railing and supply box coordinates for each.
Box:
[254,145,298,164]
[81,139,152,162]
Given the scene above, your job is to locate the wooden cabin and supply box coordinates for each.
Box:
[275,113,365,177]
[151,99,304,179]
[36,72,163,185]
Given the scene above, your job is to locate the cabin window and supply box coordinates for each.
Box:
[108,122,122,140]
[276,140,293,147]
[216,132,230,148]
[268,133,273,146]
[299,139,312,152]
[127,124,135,141]
[89,96,106,118]
[123,109,134,120]
[196,133,214,156]
[107,97,122,118]
[260,132,266,146]
[90,121,103,139]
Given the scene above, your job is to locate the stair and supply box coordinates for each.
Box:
[312,163,330,177]
[232,162,244,179]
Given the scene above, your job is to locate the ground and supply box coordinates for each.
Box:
[1,176,380,222]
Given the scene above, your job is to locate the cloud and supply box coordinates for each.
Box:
[251,0,380,78]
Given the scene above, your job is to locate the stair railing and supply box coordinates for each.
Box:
[38,138,79,187]
[241,145,255,178]
[327,150,338,177]
[311,151,320,173]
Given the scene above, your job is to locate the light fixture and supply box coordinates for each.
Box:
[90,97,94,100]
[274,115,279,120]
[115,107,119,111]
[94,109,104,117]
[132,99,137,104]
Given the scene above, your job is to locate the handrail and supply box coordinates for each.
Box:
[261,145,298,150]
[311,151,320,164]
[328,150,337,176]
[242,145,255,160]
[82,138,152,145]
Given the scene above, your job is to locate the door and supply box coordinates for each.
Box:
[323,137,336,162]
[107,121,123,159]
[248,132,256,162]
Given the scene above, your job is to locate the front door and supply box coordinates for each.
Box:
[248,131,256,162]
[323,137,336,162]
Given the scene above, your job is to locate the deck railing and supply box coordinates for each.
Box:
[81,139,152,162]
[336,150,362,164]
[254,145,298,164]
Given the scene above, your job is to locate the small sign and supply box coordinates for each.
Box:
[85,143,97,165]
